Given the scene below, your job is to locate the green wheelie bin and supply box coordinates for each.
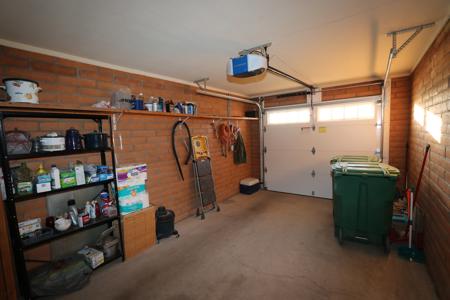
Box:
[331,162,399,252]
[330,155,381,164]
[329,155,381,219]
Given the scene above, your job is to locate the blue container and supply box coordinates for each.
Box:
[129,99,144,110]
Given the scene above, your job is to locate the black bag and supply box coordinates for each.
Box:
[156,206,179,242]
[30,254,92,297]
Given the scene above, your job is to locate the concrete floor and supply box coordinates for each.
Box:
[61,191,437,300]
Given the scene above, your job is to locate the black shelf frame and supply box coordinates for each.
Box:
[0,110,124,300]
[22,215,119,249]
[6,148,112,161]
[13,179,114,202]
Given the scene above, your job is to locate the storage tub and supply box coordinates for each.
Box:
[240,177,260,195]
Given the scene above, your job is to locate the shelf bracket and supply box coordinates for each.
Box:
[194,77,210,89]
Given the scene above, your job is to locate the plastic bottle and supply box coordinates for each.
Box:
[36,163,47,176]
[50,165,61,190]
[85,201,92,219]
[67,199,78,226]
[78,214,84,228]
[94,200,101,218]
[89,201,96,219]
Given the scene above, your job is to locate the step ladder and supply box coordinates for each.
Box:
[191,136,220,219]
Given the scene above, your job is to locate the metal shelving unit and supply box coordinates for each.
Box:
[7,147,112,160]
[0,110,124,299]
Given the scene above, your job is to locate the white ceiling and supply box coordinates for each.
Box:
[0,0,448,96]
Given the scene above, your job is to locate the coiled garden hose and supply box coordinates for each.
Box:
[171,120,192,180]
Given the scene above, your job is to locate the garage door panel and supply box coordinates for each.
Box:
[265,149,314,195]
[264,97,380,199]
[266,150,314,169]
[313,175,332,199]
[314,124,378,151]
[265,126,315,150]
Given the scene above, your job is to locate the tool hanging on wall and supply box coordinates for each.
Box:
[218,122,238,156]
[191,135,220,219]
[171,119,193,181]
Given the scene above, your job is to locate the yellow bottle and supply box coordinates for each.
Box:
[36,163,47,176]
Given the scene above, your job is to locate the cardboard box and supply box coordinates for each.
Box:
[74,164,86,185]
[77,247,104,269]
[18,218,41,237]
[116,164,149,215]
[36,182,51,193]
[121,206,155,259]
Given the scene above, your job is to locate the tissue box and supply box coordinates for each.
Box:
[116,164,147,187]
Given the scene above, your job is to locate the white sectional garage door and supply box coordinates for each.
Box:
[264,96,381,199]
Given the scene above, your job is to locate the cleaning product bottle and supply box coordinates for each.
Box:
[89,201,96,219]
[67,199,78,226]
[36,163,46,176]
[94,200,101,218]
[50,164,61,190]
[85,201,92,220]
[35,163,51,193]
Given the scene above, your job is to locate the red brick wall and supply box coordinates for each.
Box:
[0,46,260,218]
[264,81,382,107]
[408,21,450,299]
[322,81,382,101]
[389,76,412,187]
[0,45,260,271]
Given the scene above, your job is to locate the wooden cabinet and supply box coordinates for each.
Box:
[122,206,156,259]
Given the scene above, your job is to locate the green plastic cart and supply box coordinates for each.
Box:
[331,162,399,252]
[330,155,381,164]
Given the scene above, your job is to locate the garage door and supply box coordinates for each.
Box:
[264,96,381,199]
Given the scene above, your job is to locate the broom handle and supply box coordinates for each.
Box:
[409,191,414,249]
[414,144,430,207]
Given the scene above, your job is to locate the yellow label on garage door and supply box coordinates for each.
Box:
[319,126,327,133]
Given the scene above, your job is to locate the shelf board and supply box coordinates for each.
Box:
[22,215,118,250]
[122,109,259,120]
[12,179,114,202]
[0,102,259,121]
[7,148,112,161]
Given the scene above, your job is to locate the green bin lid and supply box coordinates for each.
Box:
[332,162,400,178]
[330,155,381,164]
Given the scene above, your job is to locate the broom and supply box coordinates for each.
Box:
[398,144,430,262]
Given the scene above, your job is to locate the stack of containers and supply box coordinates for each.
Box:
[330,155,399,252]
[116,164,149,215]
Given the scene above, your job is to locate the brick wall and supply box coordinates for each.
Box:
[0,46,260,267]
[408,21,449,299]
[264,80,382,107]
[389,76,412,187]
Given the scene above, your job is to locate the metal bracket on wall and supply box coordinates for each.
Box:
[194,77,210,89]
[387,22,435,58]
